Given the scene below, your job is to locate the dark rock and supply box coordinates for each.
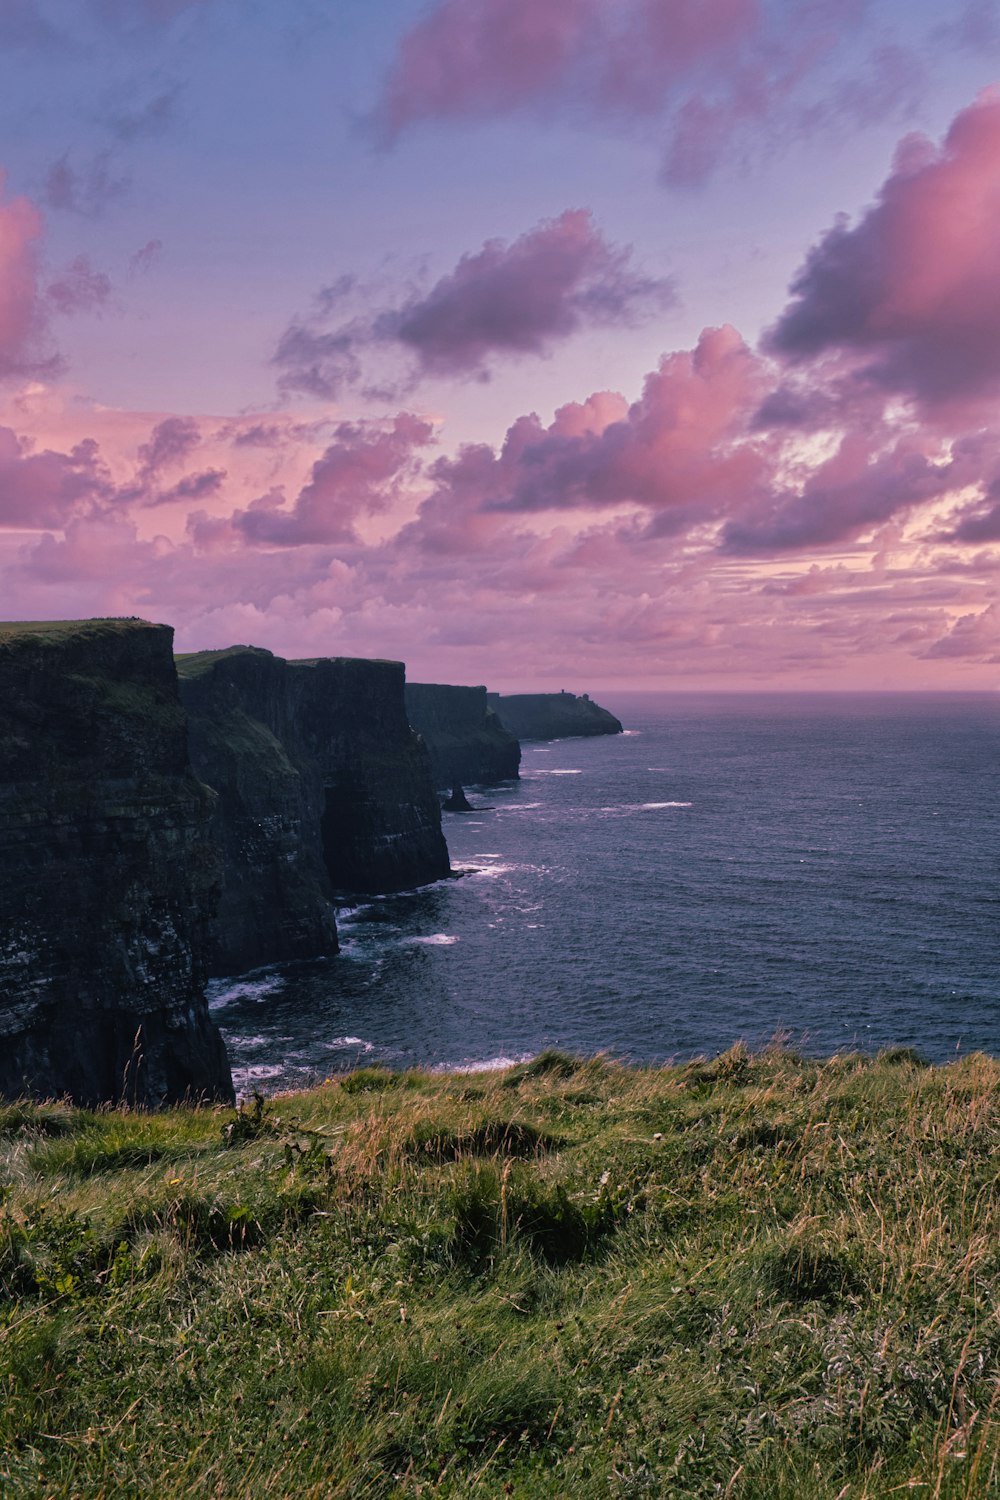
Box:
[178,647,451,973]
[0,619,233,1107]
[442,784,473,812]
[176,646,339,977]
[487,691,623,741]
[288,655,450,894]
[405,682,520,788]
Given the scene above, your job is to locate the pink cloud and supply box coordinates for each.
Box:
[0,173,46,377]
[377,0,596,142]
[375,0,924,186]
[722,431,961,552]
[235,414,434,546]
[0,428,112,529]
[275,210,671,397]
[768,90,1000,408]
[923,601,1000,659]
[419,326,771,527]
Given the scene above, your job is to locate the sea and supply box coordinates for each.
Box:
[208,692,1000,1096]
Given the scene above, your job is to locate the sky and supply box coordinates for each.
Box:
[2,1,1000,689]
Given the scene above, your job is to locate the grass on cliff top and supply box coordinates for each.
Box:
[175,645,276,677]
[0,618,155,647]
[2,1046,999,1499]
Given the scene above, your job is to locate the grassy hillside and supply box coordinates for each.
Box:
[1,1046,998,1497]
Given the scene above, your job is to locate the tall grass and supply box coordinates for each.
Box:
[1,1046,998,1496]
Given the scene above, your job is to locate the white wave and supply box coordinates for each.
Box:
[231,1063,283,1082]
[208,973,285,1011]
[324,1035,374,1051]
[473,852,504,858]
[533,768,583,775]
[432,1052,532,1074]
[623,729,641,737]
[409,933,459,945]
[596,801,692,815]
[495,802,541,811]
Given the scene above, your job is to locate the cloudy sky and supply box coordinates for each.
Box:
[2,0,1000,688]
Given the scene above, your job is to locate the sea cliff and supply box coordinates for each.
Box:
[0,619,233,1106]
[488,690,623,740]
[176,647,339,978]
[178,648,450,975]
[404,682,521,789]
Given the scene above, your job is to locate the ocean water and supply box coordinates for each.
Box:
[209,693,1000,1095]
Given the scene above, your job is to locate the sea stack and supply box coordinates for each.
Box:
[0,619,233,1106]
[442,784,474,812]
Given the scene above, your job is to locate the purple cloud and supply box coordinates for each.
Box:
[46,256,112,316]
[766,91,1000,408]
[137,417,201,477]
[275,210,673,397]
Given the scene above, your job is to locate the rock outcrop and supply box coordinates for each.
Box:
[405,682,520,788]
[0,619,233,1106]
[487,691,623,741]
[178,648,450,975]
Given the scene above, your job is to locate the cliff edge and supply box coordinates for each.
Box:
[404,682,521,789]
[0,619,233,1106]
[487,691,623,741]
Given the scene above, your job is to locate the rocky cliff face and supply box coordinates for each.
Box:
[404,682,521,789]
[488,691,623,740]
[0,619,233,1106]
[178,648,450,973]
[289,655,450,893]
[176,647,339,978]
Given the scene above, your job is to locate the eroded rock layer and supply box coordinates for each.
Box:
[0,619,233,1106]
[404,682,521,789]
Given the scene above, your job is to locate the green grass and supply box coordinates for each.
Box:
[0,618,151,646]
[1,1045,999,1497]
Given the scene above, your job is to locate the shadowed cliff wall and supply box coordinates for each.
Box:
[0,619,233,1106]
[177,647,339,978]
[178,648,450,974]
[289,656,451,893]
[404,682,521,789]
